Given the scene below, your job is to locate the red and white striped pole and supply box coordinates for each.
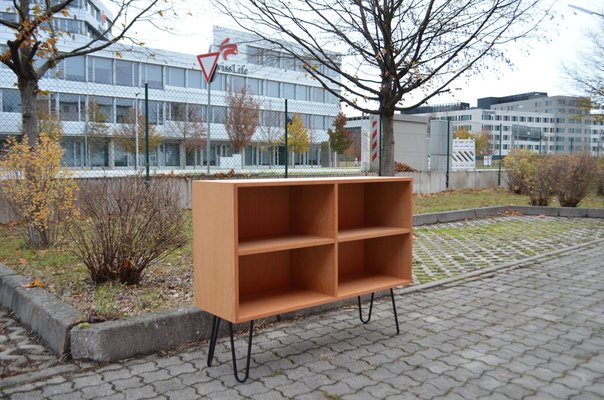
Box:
[370,115,380,173]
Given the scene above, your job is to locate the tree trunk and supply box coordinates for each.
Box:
[380,112,395,176]
[19,77,40,147]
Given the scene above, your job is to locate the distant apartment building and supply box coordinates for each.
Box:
[0,0,340,169]
[407,92,604,156]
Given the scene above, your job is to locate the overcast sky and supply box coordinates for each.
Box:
[134,0,603,108]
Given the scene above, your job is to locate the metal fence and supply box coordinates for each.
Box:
[0,61,366,179]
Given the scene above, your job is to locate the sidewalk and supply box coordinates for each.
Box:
[2,237,603,398]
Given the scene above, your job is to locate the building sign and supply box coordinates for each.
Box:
[216,64,249,75]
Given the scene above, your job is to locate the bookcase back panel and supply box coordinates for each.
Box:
[338,183,366,230]
[239,252,290,296]
[338,240,365,278]
[238,186,291,240]
[364,183,407,228]
[289,245,336,296]
[290,185,335,238]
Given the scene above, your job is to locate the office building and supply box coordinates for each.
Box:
[407,93,603,156]
[0,1,340,169]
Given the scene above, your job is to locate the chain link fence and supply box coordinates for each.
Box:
[0,58,367,180]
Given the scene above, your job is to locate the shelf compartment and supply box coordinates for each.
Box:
[338,181,412,232]
[337,235,412,297]
[238,244,336,322]
[238,184,335,245]
[338,227,411,243]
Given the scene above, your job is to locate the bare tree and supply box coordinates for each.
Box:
[225,86,260,168]
[168,103,207,167]
[114,109,162,166]
[257,102,284,168]
[0,0,170,146]
[215,0,549,175]
[564,20,604,119]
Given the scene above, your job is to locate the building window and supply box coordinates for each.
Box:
[247,78,262,95]
[296,85,309,101]
[267,81,280,97]
[89,57,113,84]
[247,46,262,65]
[90,96,113,123]
[230,75,245,92]
[188,70,204,89]
[211,106,226,124]
[64,56,86,81]
[116,60,138,86]
[59,94,82,121]
[311,87,324,103]
[115,98,134,123]
[168,67,186,87]
[144,64,163,89]
[148,101,164,125]
[2,89,21,112]
[163,143,180,166]
[212,73,225,91]
[284,83,295,99]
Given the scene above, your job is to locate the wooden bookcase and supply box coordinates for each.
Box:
[192,177,412,324]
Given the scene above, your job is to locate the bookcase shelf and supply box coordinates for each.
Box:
[192,177,412,324]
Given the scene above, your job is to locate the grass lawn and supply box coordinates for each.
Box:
[1,188,602,320]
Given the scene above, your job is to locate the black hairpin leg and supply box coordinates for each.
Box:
[207,315,221,367]
[228,320,254,383]
[390,288,400,335]
[358,292,375,324]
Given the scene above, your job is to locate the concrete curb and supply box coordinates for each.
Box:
[0,265,80,357]
[1,206,603,362]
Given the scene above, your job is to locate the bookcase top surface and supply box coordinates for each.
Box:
[193,176,412,186]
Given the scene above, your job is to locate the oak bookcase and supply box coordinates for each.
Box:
[192,176,412,381]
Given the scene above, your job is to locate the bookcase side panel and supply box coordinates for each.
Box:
[192,182,237,322]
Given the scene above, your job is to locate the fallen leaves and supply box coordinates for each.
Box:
[22,279,49,289]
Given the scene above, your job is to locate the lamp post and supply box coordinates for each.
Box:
[446,116,450,189]
[134,92,140,170]
[498,123,502,186]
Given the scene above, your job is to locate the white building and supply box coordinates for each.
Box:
[409,93,604,156]
[0,1,340,169]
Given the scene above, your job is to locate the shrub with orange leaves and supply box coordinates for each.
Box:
[0,133,78,249]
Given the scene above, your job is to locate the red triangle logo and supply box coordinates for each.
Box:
[197,52,220,83]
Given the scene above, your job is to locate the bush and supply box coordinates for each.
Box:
[503,150,535,194]
[69,177,187,285]
[597,158,604,197]
[524,155,553,206]
[549,153,596,207]
[0,134,78,249]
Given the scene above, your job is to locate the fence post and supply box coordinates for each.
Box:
[145,83,150,182]
[285,99,288,178]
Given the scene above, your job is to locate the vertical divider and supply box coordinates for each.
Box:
[333,182,339,297]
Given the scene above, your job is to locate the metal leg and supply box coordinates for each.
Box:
[228,320,254,383]
[358,292,375,324]
[207,315,220,367]
[390,288,400,335]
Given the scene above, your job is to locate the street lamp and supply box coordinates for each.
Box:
[134,92,140,170]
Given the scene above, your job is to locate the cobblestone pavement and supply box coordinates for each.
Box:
[0,310,64,379]
[1,237,603,398]
[412,215,604,283]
